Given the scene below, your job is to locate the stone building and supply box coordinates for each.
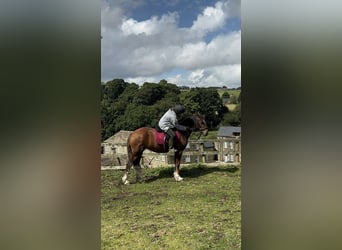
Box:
[101,130,131,167]
[101,127,241,168]
[216,126,241,163]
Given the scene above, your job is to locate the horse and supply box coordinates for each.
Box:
[121,112,208,184]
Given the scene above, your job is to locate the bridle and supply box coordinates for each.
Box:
[198,126,208,132]
[192,115,208,138]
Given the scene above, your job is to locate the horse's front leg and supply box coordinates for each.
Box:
[174,150,183,181]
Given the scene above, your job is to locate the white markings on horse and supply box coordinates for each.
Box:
[122,173,130,185]
[173,172,183,181]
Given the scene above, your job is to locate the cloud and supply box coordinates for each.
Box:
[169,64,241,88]
[191,1,227,34]
[121,12,179,36]
[191,0,240,34]
[174,31,241,69]
[125,76,158,84]
[123,63,241,89]
[101,0,241,87]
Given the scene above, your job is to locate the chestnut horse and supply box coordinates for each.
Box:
[121,112,208,184]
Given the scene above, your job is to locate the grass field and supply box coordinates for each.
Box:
[190,130,217,139]
[101,164,241,249]
[226,104,237,111]
[217,89,240,98]
[218,89,240,112]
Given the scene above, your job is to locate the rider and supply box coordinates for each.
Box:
[158,104,186,149]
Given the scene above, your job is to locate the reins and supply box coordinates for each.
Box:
[191,115,208,140]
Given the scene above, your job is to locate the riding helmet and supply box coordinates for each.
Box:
[173,104,185,114]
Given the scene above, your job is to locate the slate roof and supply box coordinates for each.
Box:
[103,130,132,144]
[217,126,241,137]
[203,141,215,148]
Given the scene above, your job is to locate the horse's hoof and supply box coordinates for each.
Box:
[173,172,183,182]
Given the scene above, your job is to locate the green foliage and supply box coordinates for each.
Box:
[222,91,230,99]
[115,104,156,131]
[117,82,139,103]
[102,79,128,102]
[101,79,240,141]
[101,79,183,140]
[180,88,227,129]
[221,103,241,126]
[229,95,238,104]
[133,82,164,105]
[190,130,217,139]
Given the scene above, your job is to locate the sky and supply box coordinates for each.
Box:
[101,0,241,88]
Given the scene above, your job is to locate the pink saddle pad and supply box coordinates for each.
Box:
[155,129,181,145]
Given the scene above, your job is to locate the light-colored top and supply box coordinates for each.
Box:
[158,109,177,132]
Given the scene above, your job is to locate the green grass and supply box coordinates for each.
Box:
[226,104,237,111]
[190,130,217,139]
[218,89,240,98]
[101,164,241,249]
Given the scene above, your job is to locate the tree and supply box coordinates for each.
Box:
[117,82,139,104]
[222,92,230,99]
[158,80,180,101]
[115,104,155,131]
[100,80,233,139]
[180,88,227,129]
[101,100,127,140]
[229,95,238,104]
[221,103,241,126]
[133,82,163,105]
[103,79,128,102]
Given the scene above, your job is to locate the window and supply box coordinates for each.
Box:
[224,142,228,149]
[161,155,165,162]
[185,155,191,163]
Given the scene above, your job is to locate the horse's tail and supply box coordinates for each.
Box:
[126,133,133,170]
[121,133,133,185]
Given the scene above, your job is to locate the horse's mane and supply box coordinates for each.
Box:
[179,116,195,128]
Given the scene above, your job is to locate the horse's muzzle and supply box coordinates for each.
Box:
[201,128,208,136]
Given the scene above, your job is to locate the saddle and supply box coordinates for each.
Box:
[154,128,181,146]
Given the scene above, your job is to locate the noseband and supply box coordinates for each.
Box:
[192,115,208,132]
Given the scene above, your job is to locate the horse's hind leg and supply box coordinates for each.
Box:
[122,143,143,184]
[133,154,143,183]
[122,145,134,185]
[121,161,132,185]
[174,150,184,181]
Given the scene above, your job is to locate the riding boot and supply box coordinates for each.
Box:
[166,129,175,149]
[168,134,174,149]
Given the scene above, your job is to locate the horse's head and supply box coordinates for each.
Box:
[193,112,208,136]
